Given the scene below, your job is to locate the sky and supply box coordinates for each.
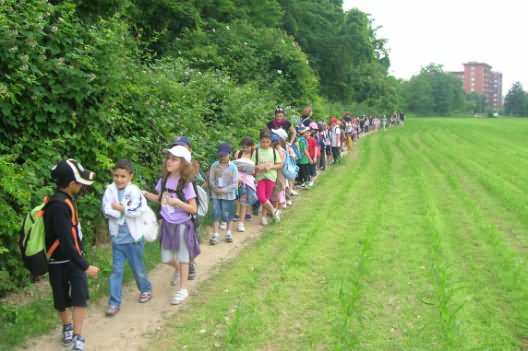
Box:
[343,0,528,95]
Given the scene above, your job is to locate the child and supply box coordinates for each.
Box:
[45,159,99,351]
[209,143,239,244]
[271,133,287,209]
[329,117,342,163]
[296,126,312,188]
[252,128,283,225]
[143,146,199,305]
[234,137,257,232]
[102,160,152,316]
[307,122,319,186]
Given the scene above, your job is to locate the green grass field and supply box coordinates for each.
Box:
[148,118,528,350]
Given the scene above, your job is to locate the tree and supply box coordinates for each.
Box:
[504,82,528,116]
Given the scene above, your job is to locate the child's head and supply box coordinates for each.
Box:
[302,106,313,118]
[112,159,134,189]
[217,143,232,163]
[272,133,286,149]
[191,160,200,176]
[241,137,254,154]
[274,106,285,121]
[259,128,272,149]
[51,159,95,194]
[297,126,310,138]
[171,135,192,152]
[162,145,192,177]
[329,116,337,126]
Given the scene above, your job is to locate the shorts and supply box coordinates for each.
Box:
[325,145,332,156]
[238,184,257,206]
[48,261,89,311]
[212,198,235,222]
[161,224,190,263]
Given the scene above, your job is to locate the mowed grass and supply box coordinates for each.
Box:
[147,117,528,351]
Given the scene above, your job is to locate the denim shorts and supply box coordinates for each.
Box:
[212,198,235,222]
[238,184,258,206]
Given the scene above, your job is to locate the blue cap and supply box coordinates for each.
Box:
[217,143,232,156]
[271,134,279,142]
[172,136,192,148]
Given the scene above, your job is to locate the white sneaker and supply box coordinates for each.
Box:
[237,222,245,232]
[290,189,299,196]
[171,289,189,305]
[209,233,220,245]
[220,222,227,230]
[307,181,314,187]
[261,216,268,226]
[286,200,293,206]
[170,270,180,286]
[225,231,234,243]
[272,209,281,223]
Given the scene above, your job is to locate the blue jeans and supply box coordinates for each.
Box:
[108,241,151,307]
[212,198,235,222]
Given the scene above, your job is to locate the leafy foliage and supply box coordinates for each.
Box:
[504,82,528,116]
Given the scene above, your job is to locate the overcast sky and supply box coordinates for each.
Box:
[343,0,527,95]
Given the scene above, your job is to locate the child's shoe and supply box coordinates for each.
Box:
[188,262,197,280]
[138,292,152,303]
[261,216,268,226]
[290,189,299,196]
[171,289,189,305]
[209,233,220,245]
[63,323,74,347]
[225,231,234,243]
[105,305,120,317]
[220,222,227,230]
[233,214,240,222]
[237,222,245,232]
[307,180,314,187]
[72,335,85,351]
[272,209,281,223]
[286,200,293,206]
[245,214,252,221]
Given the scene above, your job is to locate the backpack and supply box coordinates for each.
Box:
[291,137,304,160]
[192,182,209,218]
[18,196,79,278]
[140,205,159,242]
[283,153,299,180]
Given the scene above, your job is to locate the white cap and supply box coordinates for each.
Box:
[271,128,288,141]
[163,145,191,163]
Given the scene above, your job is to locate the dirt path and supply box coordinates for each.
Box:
[19,154,358,351]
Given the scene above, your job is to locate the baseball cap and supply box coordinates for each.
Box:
[329,117,338,124]
[51,159,96,186]
[309,122,318,130]
[271,128,288,140]
[217,143,232,157]
[297,126,309,134]
[163,145,192,163]
[275,106,285,114]
[171,136,192,148]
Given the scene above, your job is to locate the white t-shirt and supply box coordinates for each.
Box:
[330,126,341,147]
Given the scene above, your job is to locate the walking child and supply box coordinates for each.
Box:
[143,146,199,305]
[234,137,257,232]
[102,160,152,316]
[209,143,239,245]
[45,159,99,350]
[252,128,283,225]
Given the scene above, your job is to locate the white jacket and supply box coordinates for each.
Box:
[102,183,146,242]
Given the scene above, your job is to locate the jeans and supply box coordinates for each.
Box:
[212,198,235,222]
[109,241,151,306]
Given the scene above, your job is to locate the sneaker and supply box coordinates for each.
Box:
[170,270,180,287]
[261,216,268,226]
[272,209,281,223]
[286,200,293,206]
[245,214,252,221]
[105,305,120,317]
[188,262,197,280]
[237,222,245,232]
[138,292,152,303]
[72,335,85,351]
[233,214,240,222]
[63,323,74,347]
[220,222,227,230]
[290,189,299,196]
[225,232,234,243]
[209,233,220,245]
[307,181,314,187]
[171,289,189,305]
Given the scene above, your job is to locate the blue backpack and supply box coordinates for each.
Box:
[283,152,299,180]
[291,136,304,160]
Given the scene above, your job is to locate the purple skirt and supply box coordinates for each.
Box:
[160,219,201,259]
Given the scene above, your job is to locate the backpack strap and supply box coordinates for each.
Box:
[47,197,81,258]
[237,150,243,159]
[256,148,259,165]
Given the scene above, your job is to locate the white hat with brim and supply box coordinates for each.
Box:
[271,128,288,140]
[163,145,192,163]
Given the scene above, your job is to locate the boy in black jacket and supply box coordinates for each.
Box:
[45,159,99,351]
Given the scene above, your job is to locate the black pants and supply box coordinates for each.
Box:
[298,163,311,183]
[48,262,89,311]
[332,147,341,162]
[309,163,317,177]
[319,150,326,169]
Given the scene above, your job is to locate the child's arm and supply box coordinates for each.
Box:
[168,197,197,215]
[303,146,313,164]
[143,190,160,203]
[122,187,145,218]
[102,188,122,218]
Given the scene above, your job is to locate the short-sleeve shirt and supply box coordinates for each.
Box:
[298,137,310,165]
[155,177,196,224]
[251,147,282,181]
[308,136,318,158]
[330,127,341,147]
